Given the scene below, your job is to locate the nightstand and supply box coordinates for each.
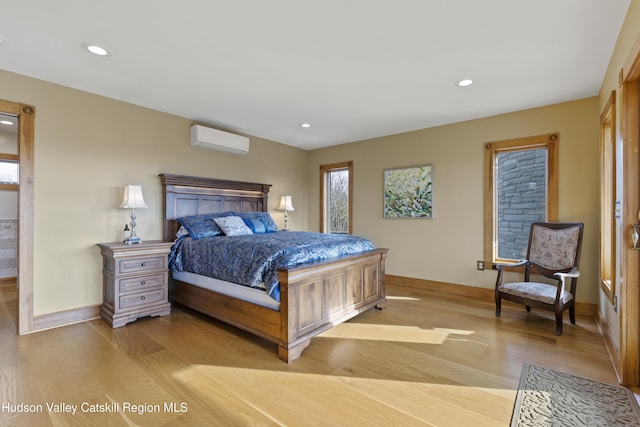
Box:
[97,240,173,328]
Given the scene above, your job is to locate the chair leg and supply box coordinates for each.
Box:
[495,296,501,317]
[555,310,563,336]
[525,305,531,312]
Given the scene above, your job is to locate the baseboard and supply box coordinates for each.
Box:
[32,304,101,333]
[595,308,623,383]
[26,276,597,332]
[387,274,494,299]
[385,274,597,317]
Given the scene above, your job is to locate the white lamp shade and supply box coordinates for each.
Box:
[278,195,294,212]
[120,185,148,209]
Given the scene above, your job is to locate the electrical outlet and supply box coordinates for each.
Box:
[477,260,484,271]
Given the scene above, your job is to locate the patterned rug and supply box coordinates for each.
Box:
[511,363,640,426]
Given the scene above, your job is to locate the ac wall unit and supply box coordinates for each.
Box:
[190,125,250,155]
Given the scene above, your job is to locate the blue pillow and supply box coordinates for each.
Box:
[243,217,267,234]
[176,211,237,239]
[237,212,279,233]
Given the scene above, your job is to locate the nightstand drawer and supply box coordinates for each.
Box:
[118,273,166,294]
[120,288,167,309]
[117,255,167,274]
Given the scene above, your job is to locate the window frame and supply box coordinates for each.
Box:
[484,133,559,263]
[319,161,353,234]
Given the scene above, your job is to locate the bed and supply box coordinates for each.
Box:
[160,173,388,362]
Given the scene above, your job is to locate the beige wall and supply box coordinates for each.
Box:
[0,69,309,316]
[0,192,17,220]
[597,1,640,357]
[309,97,600,302]
[0,127,18,154]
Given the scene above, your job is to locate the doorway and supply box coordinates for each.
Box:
[0,99,35,335]
[0,112,19,331]
[620,43,640,387]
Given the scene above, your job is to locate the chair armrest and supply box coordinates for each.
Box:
[553,269,580,280]
[492,260,528,270]
[554,268,580,292]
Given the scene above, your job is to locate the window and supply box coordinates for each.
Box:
[320,161,353,234]
[484,133,558,262]
[600,91,616,303]
[0,154,18,191]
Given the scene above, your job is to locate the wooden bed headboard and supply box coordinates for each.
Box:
[160,173,272,241]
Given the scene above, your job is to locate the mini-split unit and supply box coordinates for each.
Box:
[189,124,250,155]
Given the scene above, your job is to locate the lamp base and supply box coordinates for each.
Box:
[124,236,142,245]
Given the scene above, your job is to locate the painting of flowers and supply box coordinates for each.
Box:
[384,165,433,218]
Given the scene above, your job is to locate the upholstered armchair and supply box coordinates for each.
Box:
[493,222,584,335]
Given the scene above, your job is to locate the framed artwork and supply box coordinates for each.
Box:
[384,165,433,218]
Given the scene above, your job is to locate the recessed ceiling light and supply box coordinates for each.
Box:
[82,42,109,56]
[0,120,14,126]
[456,79,473,87]
[300,123,311,128]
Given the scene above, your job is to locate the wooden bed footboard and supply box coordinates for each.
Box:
[278,248,388,362]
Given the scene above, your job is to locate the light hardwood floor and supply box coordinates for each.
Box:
[0,282,619,426]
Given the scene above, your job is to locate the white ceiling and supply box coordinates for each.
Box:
[0,1,631,150]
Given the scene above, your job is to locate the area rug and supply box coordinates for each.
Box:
[511,363,640,426]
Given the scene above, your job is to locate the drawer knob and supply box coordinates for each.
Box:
[141,296,146,301]
[141,262,147,267]
[141,281,146,285]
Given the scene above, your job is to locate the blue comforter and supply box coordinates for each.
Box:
[169,231,375,302]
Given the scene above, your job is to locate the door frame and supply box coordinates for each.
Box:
[620,37,640,387]
[0,99,35,335]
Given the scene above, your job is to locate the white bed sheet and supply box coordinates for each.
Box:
[171,271,280,311]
